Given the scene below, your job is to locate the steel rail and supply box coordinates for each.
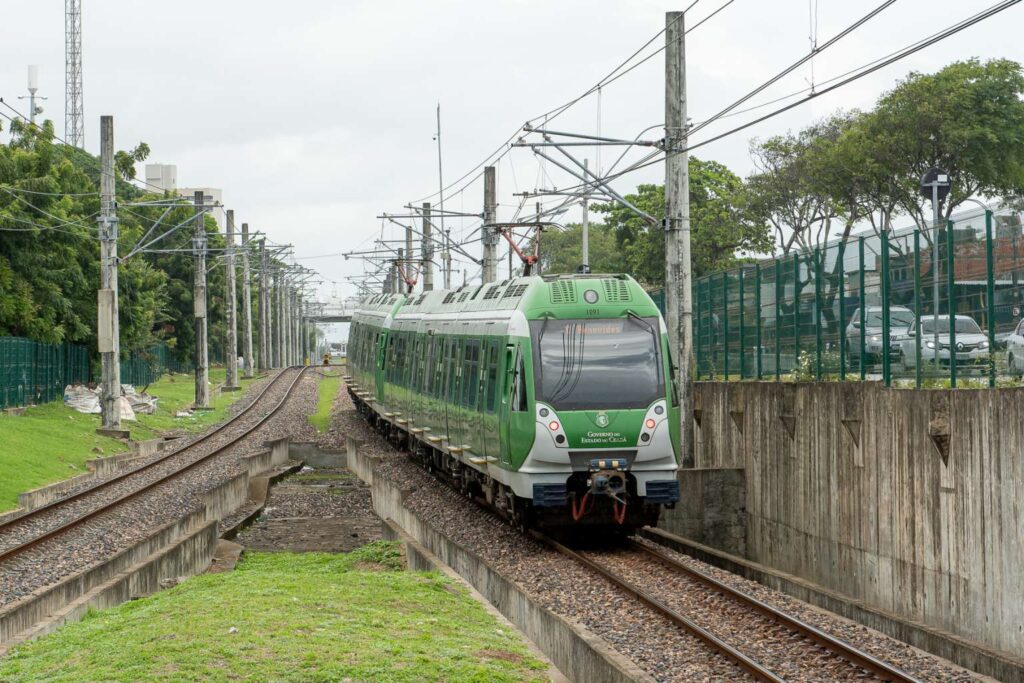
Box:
[630,540,923,683]
[0,366,308,564]
[529,530,785,683]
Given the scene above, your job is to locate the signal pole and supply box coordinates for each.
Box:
[271,270,281,368]
[240,223,254,377]
[193,190,210,409]
[482,166,498,283]
[224,209,239,390]
[422,202,434,291]
[665,10,693,467]
[97,115,121,433]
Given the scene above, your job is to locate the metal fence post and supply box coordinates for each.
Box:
[985,210,996,387]
[722,271,730,379]
[947,219,957,388]
[694,280,701,380]
[881,229,891,387]
[859,237,866,380]
[838,240,847,381]
[739,268,746,379]
[775,258,782,381]
[755,263,763,379]
[814,249,823,380]
[793,254,801,375]
[913,229,922,388]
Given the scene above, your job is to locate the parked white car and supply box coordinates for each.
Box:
[1006,319,1024,377]
[897,315,990,370]
[845,306,915,363]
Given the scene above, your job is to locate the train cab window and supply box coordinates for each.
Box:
[510,347,527,412]
[484,340,500,413]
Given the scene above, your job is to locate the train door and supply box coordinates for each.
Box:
[460,338,481,454]
[443,336,461,443]
[498,344,515,466]
[374,330,387,402]
[480,338,501,463]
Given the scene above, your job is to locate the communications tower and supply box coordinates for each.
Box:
[65,0,84,148]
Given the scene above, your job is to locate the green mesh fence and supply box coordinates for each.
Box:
[0,337,90,409]
[654,205,1024,387]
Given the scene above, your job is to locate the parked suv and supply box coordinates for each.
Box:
[845,306,915,363]
[896,315,990,370]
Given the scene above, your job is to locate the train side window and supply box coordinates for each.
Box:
[446,339,461,403]
[484,339,500,413]
[462,340,480,408]
[510,347,527,412]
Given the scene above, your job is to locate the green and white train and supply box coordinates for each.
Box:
[345,273,681,531]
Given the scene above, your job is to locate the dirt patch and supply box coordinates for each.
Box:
[477,649,526,664]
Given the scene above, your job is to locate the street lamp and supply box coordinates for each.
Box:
[920,167,951,366]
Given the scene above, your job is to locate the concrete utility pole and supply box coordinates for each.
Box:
[224,210,239,390]
[482,166,498,283]
[422,202,434,291]
[240,223,254,378]
[395,249,404,294]
[281,277,290,366]
[97,115,121,433]
[193,190,210,409]
[271,270,281,368]
[665,10,694,467]
[258,240,269,371]
[405,219,415,294]
[581,159,590,273]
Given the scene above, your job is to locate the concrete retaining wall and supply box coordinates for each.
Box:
[669,381,1024,678]
[289,441,346,468]
[0,437,293,650]
[347,439,654,683]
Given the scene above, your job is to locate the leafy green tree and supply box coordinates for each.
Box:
[538,221,625,275]
[594,157,771,288]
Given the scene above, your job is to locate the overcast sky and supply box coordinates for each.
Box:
[2,0,1022,312]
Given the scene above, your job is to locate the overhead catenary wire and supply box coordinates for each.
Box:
[534,0,1023,200]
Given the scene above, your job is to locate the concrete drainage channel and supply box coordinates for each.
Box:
[0,438,295,653]
[346,437,656,683]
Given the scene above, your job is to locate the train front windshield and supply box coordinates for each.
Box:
[529,317,664,411]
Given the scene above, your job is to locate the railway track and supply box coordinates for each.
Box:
[532,531,922,683]
[0,366,308,570]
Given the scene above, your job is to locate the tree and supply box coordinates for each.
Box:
[857,58,1024,227]
[538,221,624,275]
[594,157,771,288]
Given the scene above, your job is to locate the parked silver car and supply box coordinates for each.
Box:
[1006,319,1024,377]
[896,315,990,370]
[845,306,915,363]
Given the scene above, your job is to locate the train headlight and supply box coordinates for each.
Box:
[645,418,656,429]
[539,407,549,418]
[548,421,560,431]
[926,341,936,349]
[583,289,599,304]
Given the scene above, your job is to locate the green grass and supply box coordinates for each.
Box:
[0,543,548,683]
[308,372,341,433]
[0,367,255,512]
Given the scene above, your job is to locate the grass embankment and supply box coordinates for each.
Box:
[308,370,341,433]
[0,542,547,683]
[0,367,254,512]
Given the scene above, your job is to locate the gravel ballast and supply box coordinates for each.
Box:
[0,367,319,608]
[334,386,991,683]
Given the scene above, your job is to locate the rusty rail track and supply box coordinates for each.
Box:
[628,540,921,682]
[531,531,921,683]
[0,366,308,565]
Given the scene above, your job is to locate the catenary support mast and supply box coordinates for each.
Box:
[665,10,693,467]
[97,116,121,431]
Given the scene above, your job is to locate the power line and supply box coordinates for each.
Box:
[541,0,1023,198]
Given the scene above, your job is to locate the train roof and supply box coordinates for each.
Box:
[358,273,659,321]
